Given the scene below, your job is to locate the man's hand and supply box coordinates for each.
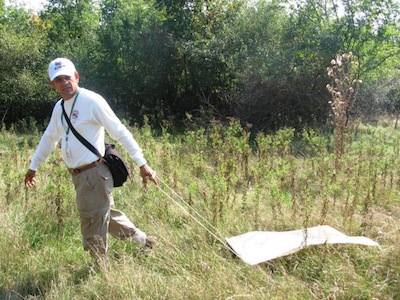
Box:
[25,169,37,188]
[139,164,157,187]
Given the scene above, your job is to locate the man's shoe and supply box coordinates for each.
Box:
[145,236,157,248]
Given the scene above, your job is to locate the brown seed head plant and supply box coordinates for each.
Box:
[326,52,362,170]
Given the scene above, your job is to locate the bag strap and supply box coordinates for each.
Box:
[61,100,102,158]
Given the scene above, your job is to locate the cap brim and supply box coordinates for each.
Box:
[50,70,75,81]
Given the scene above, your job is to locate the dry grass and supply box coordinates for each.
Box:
[0,123,399,299]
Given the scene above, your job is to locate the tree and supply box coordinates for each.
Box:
[225,0,400,131]
[1,0,399,131]
[40,0,101,60]
[154,0,248,121]
[95,0,173,122]
[387,88,400,128]
[0,5,51,128]
[339,0,400,79]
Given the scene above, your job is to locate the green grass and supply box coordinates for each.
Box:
[0,120,399,299]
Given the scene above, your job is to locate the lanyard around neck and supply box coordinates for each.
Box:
[62,90,80,137]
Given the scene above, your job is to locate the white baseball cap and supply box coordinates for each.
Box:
[48,58,77,81]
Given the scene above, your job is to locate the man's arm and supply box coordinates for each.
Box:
[93,96,158,186]
[25,102,63,188]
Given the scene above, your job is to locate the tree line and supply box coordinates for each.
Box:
[1,0,399,132]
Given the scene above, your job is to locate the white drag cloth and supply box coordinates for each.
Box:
[226,225,379,265]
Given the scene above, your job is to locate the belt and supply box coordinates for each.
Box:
[68,158,103,176]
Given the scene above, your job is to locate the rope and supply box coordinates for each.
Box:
[154,175,239,257]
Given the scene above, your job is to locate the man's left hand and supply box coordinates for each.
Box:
[139,164,157,187]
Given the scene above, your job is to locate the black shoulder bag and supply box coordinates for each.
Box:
[61,100,130,187]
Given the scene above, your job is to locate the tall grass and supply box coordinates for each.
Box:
[0,119,399,299]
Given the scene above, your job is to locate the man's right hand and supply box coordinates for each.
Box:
[25,169,37,188]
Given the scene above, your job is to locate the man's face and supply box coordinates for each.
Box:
[50,72,80,100]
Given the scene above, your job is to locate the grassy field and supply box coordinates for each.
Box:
[0,119,399,299]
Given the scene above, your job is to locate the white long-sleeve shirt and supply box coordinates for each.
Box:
[29,88,147,170]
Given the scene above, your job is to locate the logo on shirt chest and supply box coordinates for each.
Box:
[71,110,79,121]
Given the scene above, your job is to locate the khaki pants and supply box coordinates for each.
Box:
[72,162,146,261]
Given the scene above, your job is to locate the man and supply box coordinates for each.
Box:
[25,57,157,263]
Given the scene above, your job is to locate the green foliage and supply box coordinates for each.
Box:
[0,6,52,128]
[41,0,101,58]
[1,120,399,299]
[1,0,400,131]
[93,0,173,122]
[339,0,400,77]
[386,88,400,128]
